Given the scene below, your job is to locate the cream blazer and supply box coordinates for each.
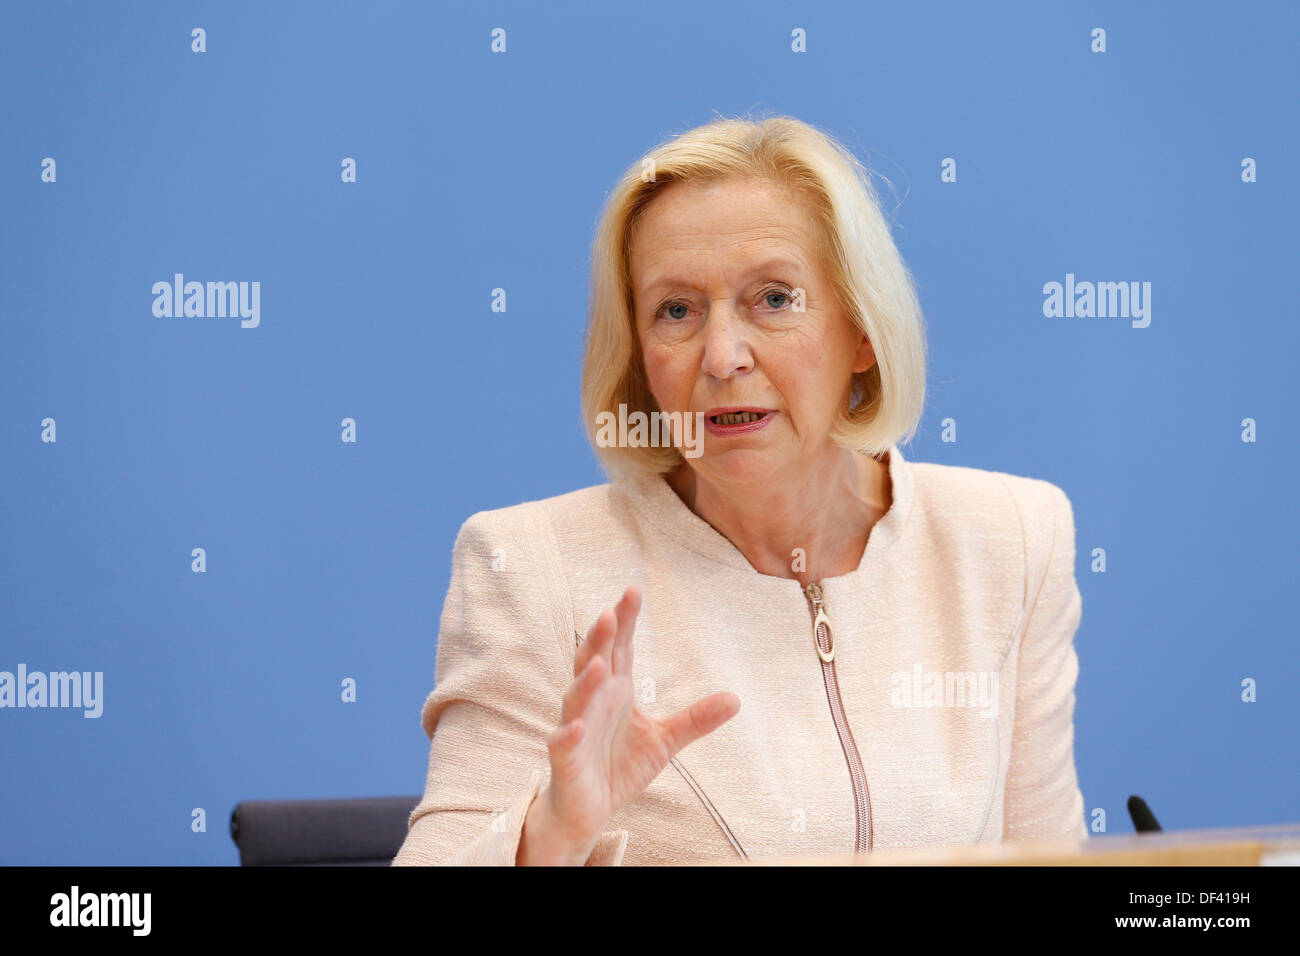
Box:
[392,444,1087,865]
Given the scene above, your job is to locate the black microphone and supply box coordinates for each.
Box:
[1127,795,1162,833]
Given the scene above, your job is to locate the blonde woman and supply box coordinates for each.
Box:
[393,115,1086,866]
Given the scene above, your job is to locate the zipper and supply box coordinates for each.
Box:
[804,581,873,853]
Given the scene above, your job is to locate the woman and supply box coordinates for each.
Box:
[392,115,1086,866]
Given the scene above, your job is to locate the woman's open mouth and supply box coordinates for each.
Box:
[704,408,776,436]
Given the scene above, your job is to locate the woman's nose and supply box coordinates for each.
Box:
[700,302,753,380]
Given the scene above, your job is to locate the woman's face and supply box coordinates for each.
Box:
[629,175,876,486]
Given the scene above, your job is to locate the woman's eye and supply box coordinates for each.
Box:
[655,289,791,321]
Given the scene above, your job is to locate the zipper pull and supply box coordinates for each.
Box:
[804,581,835,663]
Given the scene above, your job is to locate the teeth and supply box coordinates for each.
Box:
[712,411,763,425]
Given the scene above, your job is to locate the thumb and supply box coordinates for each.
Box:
[660,692,741,756]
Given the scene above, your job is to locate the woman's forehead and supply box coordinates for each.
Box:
[635,174,810,228]
[630,182,821,272]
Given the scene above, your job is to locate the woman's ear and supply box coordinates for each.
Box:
[851,333,877,374]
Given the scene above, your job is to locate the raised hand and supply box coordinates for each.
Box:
[518,584,741,864]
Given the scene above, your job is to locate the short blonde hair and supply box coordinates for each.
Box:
[581,112,927,479]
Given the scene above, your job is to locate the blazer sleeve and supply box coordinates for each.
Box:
[391,507,629,866]
[1001,481,1088,843]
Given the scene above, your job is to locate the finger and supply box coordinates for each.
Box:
[547,717,585,773]
[574,607,615,678]
[610,584,641,677]
[659,692,741,757]
[560,652,608,725]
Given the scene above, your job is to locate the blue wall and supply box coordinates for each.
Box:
[1,0,1295,864]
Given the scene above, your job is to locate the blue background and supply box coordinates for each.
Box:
[1,1,1296,864]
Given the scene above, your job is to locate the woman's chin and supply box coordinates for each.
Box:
[693,449,784,486]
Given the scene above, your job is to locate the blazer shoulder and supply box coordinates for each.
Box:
[912,458,1066,513]
[453,481,625,546]
[908,459,1072,569]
